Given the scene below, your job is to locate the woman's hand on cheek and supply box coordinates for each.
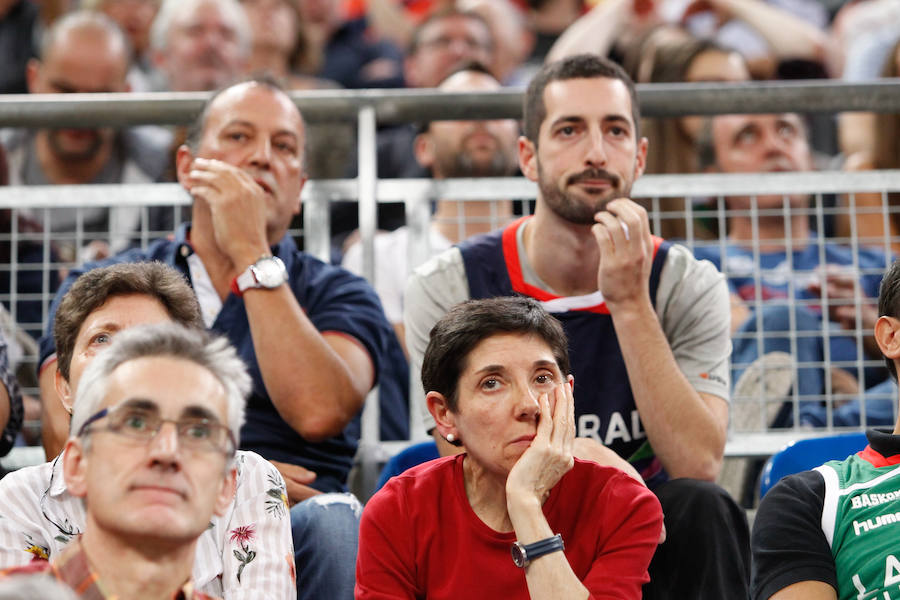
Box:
[506,383,576,505]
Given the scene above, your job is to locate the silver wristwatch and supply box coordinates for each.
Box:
[231,255,288,296]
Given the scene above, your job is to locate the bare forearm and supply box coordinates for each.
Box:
[244,286,370,441]
[545,0,630,63]
[506,495,589,600]
[718,0,826,61]
[609,301,727,480]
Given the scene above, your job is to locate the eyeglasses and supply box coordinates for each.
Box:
[77,403,236,456]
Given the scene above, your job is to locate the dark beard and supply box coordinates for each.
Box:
[437,149,517,179]
[47,129,104,162]
[538,165,629,225]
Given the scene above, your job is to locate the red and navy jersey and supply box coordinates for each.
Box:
[458,217,672,485]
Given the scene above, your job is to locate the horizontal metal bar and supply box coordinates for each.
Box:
[1,171,899,208]
[3,80,900,128]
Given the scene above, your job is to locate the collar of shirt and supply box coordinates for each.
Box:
[48,453,68,497]
[51,538,219,600]
[866,427,900,461]
[169,224,299,272]
[171,224,298,327]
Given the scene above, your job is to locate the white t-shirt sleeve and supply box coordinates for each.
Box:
[403,247,470,432]
[655,243,732,402]
[342,233,408,324]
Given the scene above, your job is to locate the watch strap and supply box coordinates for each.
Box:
[230,254,276,297]
[230,268,257,297]
[512,533,564,568]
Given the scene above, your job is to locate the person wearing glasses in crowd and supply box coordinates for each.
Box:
[0,323,247,599]
[356,296,663,598]
[0,262,294,598]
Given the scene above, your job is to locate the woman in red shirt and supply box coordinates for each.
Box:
[356,296,663,599]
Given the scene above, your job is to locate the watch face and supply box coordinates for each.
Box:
[511,543,527,568]
[253,257,287,288]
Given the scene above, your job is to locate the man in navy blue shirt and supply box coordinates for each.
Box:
[38,76,402,600]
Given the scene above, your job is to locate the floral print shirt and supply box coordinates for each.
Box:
[0,450,295,598]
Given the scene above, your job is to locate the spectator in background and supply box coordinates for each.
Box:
[149,0,249,93]
[456,0,535,85]
[0,334,24,478]
[337,7,495,247]
[342,63,519,353]
[144,0,251,185]
[621,26,750,239]
[520,0,584,67]
[403,7,493,90]
[238,0,355,182]
[0,324,247,599]
[2,10,169,263]
[832,0,900,162]
[695,112,892,429]
[240,0,334,90]
[0,0,40,94]
[81,0,161,92]
[839,37,900,256]
[294,0,404,89]
[5,11,165,260]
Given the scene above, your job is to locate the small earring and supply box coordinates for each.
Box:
[446,433,455,443]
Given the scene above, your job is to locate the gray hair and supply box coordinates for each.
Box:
[39,9,131,62]
[150,0,250,56]
[71,323,250,448]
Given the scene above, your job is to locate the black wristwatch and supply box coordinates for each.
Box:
[511,534,565,568]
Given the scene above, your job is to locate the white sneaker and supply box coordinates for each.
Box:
[732,351,795,432]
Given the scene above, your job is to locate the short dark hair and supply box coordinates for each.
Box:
[523,54,641,146]
[421,296,570,413]
[879,259,900,380]
[184,74,299,155]
[54,262,204,381]
[407,8,493,56]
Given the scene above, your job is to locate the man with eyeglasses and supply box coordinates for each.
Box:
[0,322,246,599]
[0,262,295,598]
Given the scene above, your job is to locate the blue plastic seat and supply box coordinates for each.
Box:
[758,432,869,498]
[375,440,440,492]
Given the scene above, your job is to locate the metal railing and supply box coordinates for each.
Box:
[3,80,900,488]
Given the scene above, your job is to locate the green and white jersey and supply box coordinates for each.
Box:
[817,450,900,600]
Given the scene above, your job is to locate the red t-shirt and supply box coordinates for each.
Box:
[356,455,663,599]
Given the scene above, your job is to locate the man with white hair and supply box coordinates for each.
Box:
[0,323,247,599]
[149,0,249,92]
